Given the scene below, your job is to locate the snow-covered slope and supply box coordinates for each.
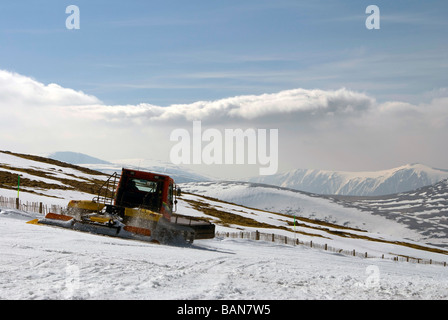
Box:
[180,180,448,248]
[2,196,448,300]
[0,150,109,206]
[180,181,407,236]
[46,151,211,183]
[248,164,448,196]
[331,178,448,248]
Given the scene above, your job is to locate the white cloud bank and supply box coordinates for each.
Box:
[0,69,447,176]
[67,87,375,125]
[0,70,100,107]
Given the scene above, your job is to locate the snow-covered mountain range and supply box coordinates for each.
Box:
[46,151,448,197]
[248,163,448,196]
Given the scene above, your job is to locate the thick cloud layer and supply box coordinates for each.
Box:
[65,87,375,125]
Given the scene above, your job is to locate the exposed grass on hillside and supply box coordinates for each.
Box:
[0,151,107,196]
[0,151,106,176]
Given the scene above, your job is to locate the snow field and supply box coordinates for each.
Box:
[1,210,448,300]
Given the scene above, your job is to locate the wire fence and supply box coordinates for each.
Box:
[216,230,448,267]
[0,196,63,215]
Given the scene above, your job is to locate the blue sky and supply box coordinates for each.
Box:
[0,1,447,178]
[1,0,447,106]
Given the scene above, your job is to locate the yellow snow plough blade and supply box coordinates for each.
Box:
[88,215,114,224]
[26,219,42,225]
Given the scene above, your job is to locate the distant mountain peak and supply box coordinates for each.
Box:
[48,151,111,165]
[248,164,448,196]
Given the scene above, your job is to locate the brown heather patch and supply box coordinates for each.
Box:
[0,151,108,196]
[0,150,106,177]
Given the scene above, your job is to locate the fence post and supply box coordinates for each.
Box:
[353,249,356,257]
[39,202,43,214]
[324,244,327,251]
[255,230,260,241]
[16,198,19,210]
[310,241,313,248]
[272,234,274,242]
